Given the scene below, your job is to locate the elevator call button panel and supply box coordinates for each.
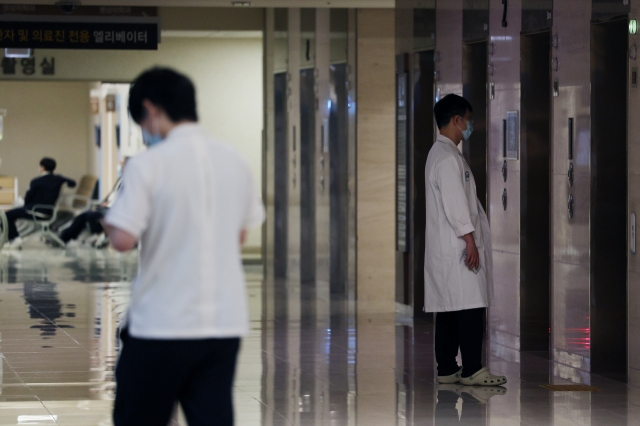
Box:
[631,213,636,255]
[506,111,518,160]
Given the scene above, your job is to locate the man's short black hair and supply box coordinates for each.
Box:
[40,157,56,172]
[128,67,198,125]
[434,94,473,130]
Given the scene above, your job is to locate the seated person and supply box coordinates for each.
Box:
[5,158,76,247]
[60,175,123,245]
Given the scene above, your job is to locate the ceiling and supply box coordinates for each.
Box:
[1,0,396,8]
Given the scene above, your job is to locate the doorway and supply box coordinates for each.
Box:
[329,63,349,298]
[462,41,488,212]
[590,18,628,381]
[412,49,435,317]
[274,72,288,280]
[300,68,316,286]
[520,31,551,354]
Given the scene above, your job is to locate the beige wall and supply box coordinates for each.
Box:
[0,36,264,250]
[356,9,396,313]
[0,81,93,196]
[160,7,263,31]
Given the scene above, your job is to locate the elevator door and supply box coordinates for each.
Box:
[413,50,435,317]
[462,42,488,211]
[590,18,628,381]
[274,72,288,279]
[300,69,316,286]
[329,63,349,298]
[520,31,551,354]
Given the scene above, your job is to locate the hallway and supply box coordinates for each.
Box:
[0,247,631,425]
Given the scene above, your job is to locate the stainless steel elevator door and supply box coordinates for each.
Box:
[329,63,349,298]
[462,41,488,212]
[520,31,551,354]
[274,72,288,280]
[590,18,628,382]
[412,50,435,318]
[522,0,553,33]
[300,69,316,286]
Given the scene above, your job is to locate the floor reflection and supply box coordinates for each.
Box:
[436,386,485,424]
[0,247,633,425]
[24,282,74,337]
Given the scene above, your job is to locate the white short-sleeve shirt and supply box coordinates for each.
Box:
[105,123,265,339]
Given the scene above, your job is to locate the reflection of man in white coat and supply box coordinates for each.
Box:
[425,94,506,387]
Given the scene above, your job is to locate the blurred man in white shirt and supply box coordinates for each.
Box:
[104,67,264,426]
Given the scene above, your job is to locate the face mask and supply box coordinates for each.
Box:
[142,128,163,147]
[457,118,474,141]
[140,106,164,147]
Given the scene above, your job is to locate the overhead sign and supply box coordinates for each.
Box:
[0,6,159,50]
[0,21,158,50]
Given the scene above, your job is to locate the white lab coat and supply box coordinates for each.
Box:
[423,134,493,312]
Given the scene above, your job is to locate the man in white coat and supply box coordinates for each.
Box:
[424,94,507,387]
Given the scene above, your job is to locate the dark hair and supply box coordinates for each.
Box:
[40,157,56,172]
[433,94,473,130]
[128,67,198,124]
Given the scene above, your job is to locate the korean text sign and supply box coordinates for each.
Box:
[0,21,158,50]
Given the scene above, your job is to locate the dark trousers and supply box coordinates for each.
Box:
[60,211,103,243]
[6,208,33,241]
[435,307,485,378]
[113,329,240,426]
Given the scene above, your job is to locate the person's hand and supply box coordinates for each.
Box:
[462,233,479,271]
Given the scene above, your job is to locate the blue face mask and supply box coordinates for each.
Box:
[457,118,474,141]
[142,128,163,147]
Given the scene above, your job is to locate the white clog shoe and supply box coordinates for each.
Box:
[459,367,507,386]
[437,367,463,384]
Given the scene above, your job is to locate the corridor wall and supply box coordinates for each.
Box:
[356,9,397,313]
[0,81,93,196]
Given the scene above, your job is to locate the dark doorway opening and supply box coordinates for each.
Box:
[590,18,628,382]
[329,63,349,299]
[274,72,288,280]
[412,49,434,318]
[300,69,316,287]
[520,30,551,356]
[462,41,488,212]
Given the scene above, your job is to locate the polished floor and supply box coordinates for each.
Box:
[0,243,635,425]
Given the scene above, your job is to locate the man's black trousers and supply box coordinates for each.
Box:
[435,307,485,378]
[113,329,240,426]
[5,208,33,241]
[60,211,103,243]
